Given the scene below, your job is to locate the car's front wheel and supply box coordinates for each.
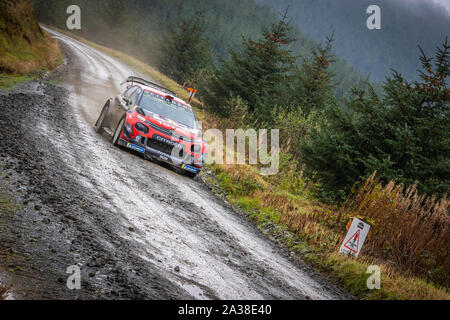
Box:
[184,170,198,179]
[112,117,125,146]
[95,100,110,133]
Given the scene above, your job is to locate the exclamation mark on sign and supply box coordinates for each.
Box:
[344,229,360,253]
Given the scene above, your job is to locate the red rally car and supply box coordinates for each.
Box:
[94,76,207,178]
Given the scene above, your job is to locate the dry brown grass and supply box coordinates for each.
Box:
[325,252,450,300]
[276,172,449,287]
[0,31,61,74]
[338,173,449,286]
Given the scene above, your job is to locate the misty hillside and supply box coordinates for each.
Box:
[34,0,278,64]
[33,0,366,97]
[255,0,450,81]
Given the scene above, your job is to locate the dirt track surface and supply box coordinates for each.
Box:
[0,29,351,300]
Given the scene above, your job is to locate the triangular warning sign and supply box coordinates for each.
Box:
[344,229,360,253]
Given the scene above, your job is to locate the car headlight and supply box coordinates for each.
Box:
[126,123,134,135]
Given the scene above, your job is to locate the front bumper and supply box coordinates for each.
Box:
[118,136,203,174]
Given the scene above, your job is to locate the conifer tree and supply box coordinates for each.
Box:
[201,11,296,122]
[300,39,450,202]
[158,12,213,86]
[295,34,337,115]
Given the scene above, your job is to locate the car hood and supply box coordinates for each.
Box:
[140,109,201,140]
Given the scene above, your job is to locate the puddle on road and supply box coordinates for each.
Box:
[179,282,209,300]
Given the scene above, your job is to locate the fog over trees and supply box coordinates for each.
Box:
[255,0,450,81]
[34,0,368,98]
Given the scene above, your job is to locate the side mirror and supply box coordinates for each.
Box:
[123,97,131,106]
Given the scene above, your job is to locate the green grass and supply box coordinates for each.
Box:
[0,73,36,90]
[0,28,61,74]
[0,0,62,74]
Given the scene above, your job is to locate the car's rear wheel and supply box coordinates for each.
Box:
[95,101,109,133]
[112,117,125,146]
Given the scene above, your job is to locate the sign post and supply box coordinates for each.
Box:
[339,218,371,257]
[185,87,197,102]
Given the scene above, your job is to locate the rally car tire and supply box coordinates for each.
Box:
[184,171,198,179]
[113,117,126,146]
[95,100,110,133]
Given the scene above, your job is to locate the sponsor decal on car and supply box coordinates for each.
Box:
[154,135,183,148]
[159,154,169,161]
[182,164,199,174]
[147,148,174,161]
[126,143,145,154]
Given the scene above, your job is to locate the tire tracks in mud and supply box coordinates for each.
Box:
[0,83,190,299]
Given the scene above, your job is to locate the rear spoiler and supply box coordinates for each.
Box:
[121,76,177,97]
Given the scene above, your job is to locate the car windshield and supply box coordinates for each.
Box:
[139,91,197,129]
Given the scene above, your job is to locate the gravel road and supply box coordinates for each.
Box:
[0,28,351,300]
